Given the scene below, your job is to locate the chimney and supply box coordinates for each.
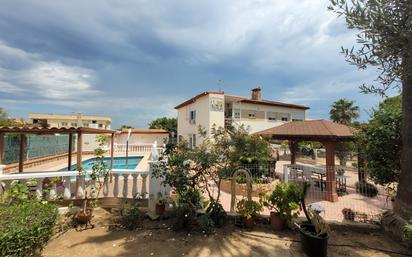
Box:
[251,87,262,101]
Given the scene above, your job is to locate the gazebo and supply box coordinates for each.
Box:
[0,127,116,173]
[254,119,354,202]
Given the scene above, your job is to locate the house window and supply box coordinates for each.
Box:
[98,123,103,128]
[33,119,38,123]
[267,112,277,121]
[234,109,240,119]
[92,120,97,124]
[83,123,89,127]
[71,122,77,127]
[292,119,302,122]
[281,116,289,121]
[248,111,256,118]
[61,122,68,127]
[189,110,196,124]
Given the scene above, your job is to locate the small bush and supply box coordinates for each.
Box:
[116,200,144,230]
[0,201,58,257]
[206,201,227,228]
[172,204,196,231]
[355,181,379,197]
[403,220,412,248]
[197,214,215,235]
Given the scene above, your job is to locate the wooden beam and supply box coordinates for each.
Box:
[0,132,4,165]
[76,132,82,171]
[19,134,25,173]
[324,141,338,202]
[68,133,73,171]
[110,133,115,182]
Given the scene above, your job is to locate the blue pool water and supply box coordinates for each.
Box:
[63,156,143,171]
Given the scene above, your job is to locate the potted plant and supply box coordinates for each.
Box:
[259,182,302,230]
[155,192,167,215]
[342,208,355,221]
[298,183,330,257]
[236,199,262,229]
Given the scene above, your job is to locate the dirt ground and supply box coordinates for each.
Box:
[43,208,410,257]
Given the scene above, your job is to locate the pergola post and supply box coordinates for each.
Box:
[76,132,82,171]
[68,133,73,171]
[0,132,4,165]
[289,140,298,164]
[18,134,25,173]
[110,132,114,182]
[324,141,338,202]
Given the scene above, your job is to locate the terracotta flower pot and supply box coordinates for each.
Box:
[155,203,166,215]
[244,217,255,228]
[270,212,285,230]
[76,208,93,224]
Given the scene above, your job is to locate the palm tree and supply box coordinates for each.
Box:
[329,99,360,125]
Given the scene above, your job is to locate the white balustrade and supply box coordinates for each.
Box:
[114,143,153,153]
[0,169,152,201]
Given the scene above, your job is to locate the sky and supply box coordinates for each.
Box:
[0,0,397,128]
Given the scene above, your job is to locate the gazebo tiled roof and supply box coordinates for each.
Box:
[254,119,354,141]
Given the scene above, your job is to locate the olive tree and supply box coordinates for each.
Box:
[329,0,412,220]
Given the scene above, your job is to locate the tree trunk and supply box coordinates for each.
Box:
[394,74,412,220]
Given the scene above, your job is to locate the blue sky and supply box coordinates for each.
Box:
[0,0,396,128]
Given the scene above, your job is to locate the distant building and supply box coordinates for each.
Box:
[115,128,169,145]
[28,113,111,129]
[175,87,309,147]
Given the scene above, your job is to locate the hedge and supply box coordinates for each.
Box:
[0,201,58,257]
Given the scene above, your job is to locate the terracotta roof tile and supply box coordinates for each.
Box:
[254,120,354,141]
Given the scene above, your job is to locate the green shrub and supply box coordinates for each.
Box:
[197,214,215,235]
[1,180,30,205]
[355,181,378,197]
[403,219,412,248]
[172,204,196,231]
[115,199,144,230]
[259,182,302,222]
[0,201,58,257]
[206,201,227,228]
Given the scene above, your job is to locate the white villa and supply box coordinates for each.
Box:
[28,113,112,129]
[175,87,309,147]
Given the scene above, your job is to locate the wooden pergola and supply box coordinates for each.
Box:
[0,127,116,173]
[255,119,354,202]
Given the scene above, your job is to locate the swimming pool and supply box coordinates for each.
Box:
[63,156,143,171]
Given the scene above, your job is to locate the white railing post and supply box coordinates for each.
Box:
[131,174,138,198]
[77,175,85,199]
[103,176,109,197]
[113,173,119,197]
[63,176,71,199]
[283,165,289,182]
[49,181,57,200]
[35,178,43,200]
[122,174,129,198]
[141,174,148,198]
[0,165,5,175]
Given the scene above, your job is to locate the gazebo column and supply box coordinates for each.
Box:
[324,141,338,202]
[110,132,114,182]
[76,132,82,170]
[18,134,25,173]
[289,140,298,164]
[67,133,73,171]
